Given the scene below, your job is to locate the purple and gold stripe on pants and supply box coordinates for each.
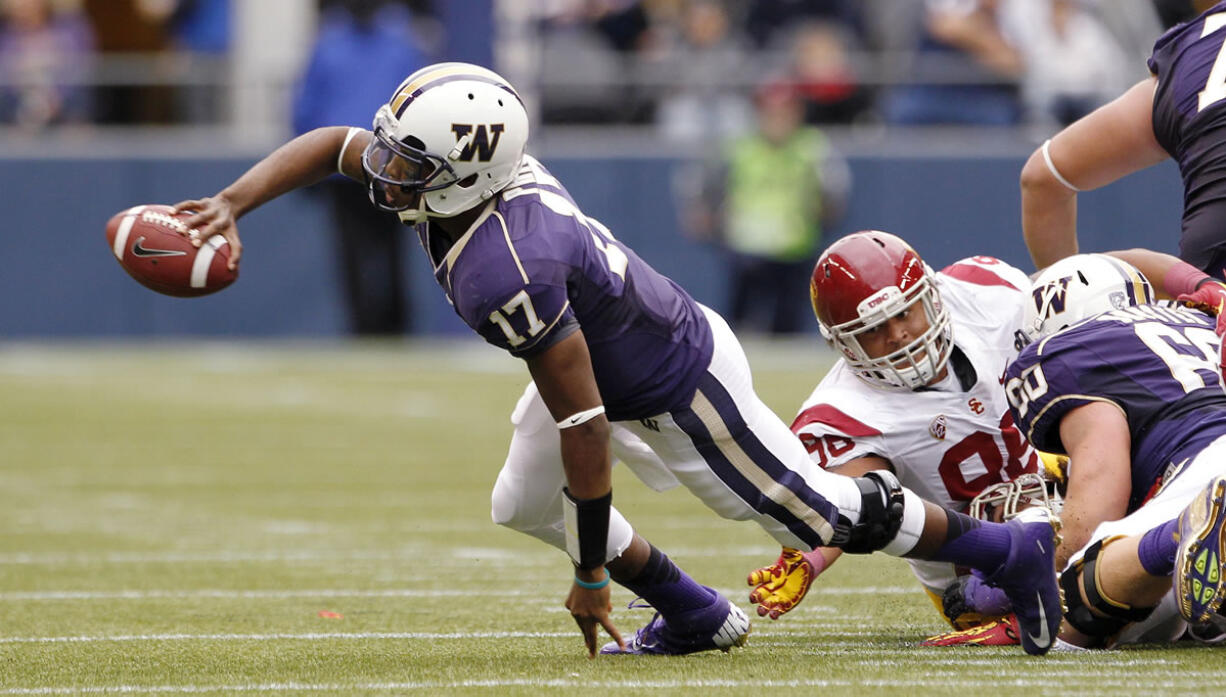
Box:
[672,372,839,549]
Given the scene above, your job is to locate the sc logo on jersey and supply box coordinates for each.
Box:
[450,123,504,162]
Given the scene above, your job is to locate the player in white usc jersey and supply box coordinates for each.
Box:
[748,231,1046,631]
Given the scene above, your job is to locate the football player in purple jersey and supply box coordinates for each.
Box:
[1021,1,1226,282]
[1003,254,1226,648]
[172,62,1064,656]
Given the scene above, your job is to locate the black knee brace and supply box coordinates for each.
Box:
[831,470,906,554]
[1062,537,1156,643]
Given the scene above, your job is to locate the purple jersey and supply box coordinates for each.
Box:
[1005,303,1226,512]
[417,155,713,421]
[1149,1,1226,275]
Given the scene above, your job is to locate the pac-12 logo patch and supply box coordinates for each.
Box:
[929,415,947,440]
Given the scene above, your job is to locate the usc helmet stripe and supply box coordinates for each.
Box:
[389,64,523,118]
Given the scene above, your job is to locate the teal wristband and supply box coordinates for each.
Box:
[574,568,610,590]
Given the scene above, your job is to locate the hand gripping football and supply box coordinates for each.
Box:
[105,204,237,297]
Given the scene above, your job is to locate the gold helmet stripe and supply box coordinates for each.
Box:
[388,64,521,117]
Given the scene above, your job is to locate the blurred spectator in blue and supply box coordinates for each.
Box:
[292,0,428,335]
[0,0,94,129]
[162,0,230,124]
[678,82,850,334]
[167,0,229,53]
[1008,0,1132,126]
[882,0,1023,126]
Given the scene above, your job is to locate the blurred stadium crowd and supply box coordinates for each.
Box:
[0,0,1215,136]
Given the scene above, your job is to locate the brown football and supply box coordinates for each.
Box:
[105,204,237,297]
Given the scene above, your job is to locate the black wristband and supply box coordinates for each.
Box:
[562,487,612,571]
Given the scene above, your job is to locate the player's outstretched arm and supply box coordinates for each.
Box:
[1055,402,1133,570]
[173,126,369,269]
[747,455,890,618]
[525,330,625,657]
[1021,78,1165,270]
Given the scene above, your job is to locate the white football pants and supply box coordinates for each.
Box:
[489,306,927,563]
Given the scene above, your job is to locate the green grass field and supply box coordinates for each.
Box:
[0,341,1216,695]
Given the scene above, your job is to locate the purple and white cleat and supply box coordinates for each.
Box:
[982,506,1062,656]
[600,590,750,656]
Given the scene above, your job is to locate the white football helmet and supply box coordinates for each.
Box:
[810,231,952,390]
[1020,254,1155,344]
[361,62,530,223]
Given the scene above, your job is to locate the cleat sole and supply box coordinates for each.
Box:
[1177,478,1226,624]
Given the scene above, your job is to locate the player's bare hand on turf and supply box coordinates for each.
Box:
[173,195,243,270]
[565,582,624,657]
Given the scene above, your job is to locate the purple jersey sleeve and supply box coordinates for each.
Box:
[425,156,713,420]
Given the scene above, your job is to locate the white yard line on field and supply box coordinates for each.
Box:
[0,675,1207,695]
[0,589,535,600]
[0,545,783,565]
[0,586,913,601]
[0,631,571,644]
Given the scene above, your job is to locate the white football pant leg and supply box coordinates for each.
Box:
[489,383,634,561]
[617,306,891,551]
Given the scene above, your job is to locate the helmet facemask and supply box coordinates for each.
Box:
[970,472,1064,523]
[361,64,531,225]
[824,273,952,390]
[362,107,460,223]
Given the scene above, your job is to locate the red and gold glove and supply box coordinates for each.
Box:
[746,547,829,619]
[1177,280,1226,383]
[1177,280,1226,336]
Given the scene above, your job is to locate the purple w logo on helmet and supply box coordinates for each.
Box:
[450,123,505,162]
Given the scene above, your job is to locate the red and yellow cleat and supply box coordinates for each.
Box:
[920,615,1021,647]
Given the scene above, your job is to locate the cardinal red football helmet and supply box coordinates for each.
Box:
[810,230,951,389]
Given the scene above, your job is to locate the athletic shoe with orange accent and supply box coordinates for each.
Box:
[920,615,1020,647]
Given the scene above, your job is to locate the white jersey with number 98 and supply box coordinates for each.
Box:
[792,257,1040,599]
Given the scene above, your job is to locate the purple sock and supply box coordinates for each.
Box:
[929,510,1014,574]
[616,545,716,625]
[1138,519,1180,576]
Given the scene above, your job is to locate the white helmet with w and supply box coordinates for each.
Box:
[362,62,530,223]
[1020,253,1155,345]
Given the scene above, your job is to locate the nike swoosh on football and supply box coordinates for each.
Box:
[132,236,188,258]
